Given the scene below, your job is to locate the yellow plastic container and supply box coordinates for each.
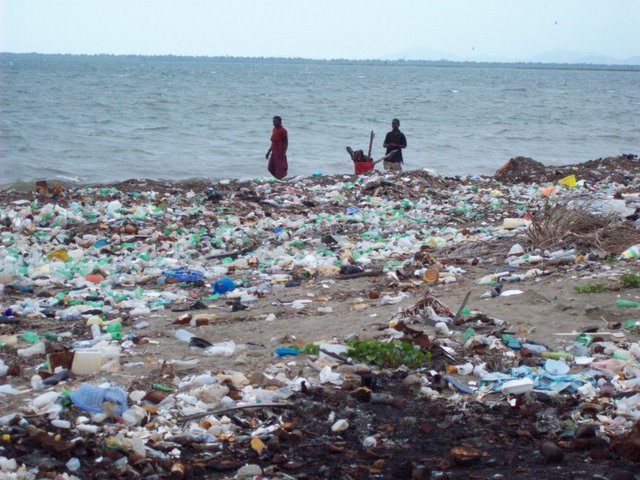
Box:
[558,174,577,188]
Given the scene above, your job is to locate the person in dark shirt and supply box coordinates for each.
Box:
[382,118,407,172]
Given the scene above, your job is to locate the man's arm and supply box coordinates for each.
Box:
[398,133,407,149]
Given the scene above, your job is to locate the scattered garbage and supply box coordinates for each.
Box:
[0,155,639,478]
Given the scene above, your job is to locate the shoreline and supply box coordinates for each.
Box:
[2,153,638,195]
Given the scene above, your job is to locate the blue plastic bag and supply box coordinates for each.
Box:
[213,276,237,294]
[70,384,128,416]
[163,268,204,282]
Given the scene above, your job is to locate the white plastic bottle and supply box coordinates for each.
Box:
[17,342,46,358]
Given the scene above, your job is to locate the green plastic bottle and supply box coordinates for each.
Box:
[105,323,122,334]
[616,299,640,308]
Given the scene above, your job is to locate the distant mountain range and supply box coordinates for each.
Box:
[386,47,640,66]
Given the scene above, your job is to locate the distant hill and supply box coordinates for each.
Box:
[385,46,640,66]
[529,49,640,65]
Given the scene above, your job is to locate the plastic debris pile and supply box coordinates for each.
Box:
[0,154,640,478]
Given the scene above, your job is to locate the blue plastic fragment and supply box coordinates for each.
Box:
[163,268,204,282]
[275,347,300,357]
[507,338,522,349]
[346,206,360,215]
[443,375,474,394]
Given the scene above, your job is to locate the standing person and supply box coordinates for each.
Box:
[382,118,407,172]
[265,116,288,180]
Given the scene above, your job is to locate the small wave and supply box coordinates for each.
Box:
[133,126,170,132]
[54,174,85,183]
[1,176,86,192]
[449,89,459,93]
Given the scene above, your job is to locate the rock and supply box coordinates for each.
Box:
[331,419,349,432]
[236,464,262,477]
[609,471,636,480]
[540,440,564,463]
[450,445,483,465]
[574,423,597,439]
[401,374,422,395]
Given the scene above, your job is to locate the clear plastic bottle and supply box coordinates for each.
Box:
[175,329,195,343]
[17,341,46,358]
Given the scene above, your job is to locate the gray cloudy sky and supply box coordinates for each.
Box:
[2,0,639,62]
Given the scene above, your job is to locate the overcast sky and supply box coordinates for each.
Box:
[2,0,639,62]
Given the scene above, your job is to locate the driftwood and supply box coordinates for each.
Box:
[336,269,384,280]
[205,242,256,260]
[528,202,640,256]
[178,402,293,424]
[319,348,353,364]
[453,291,471,325]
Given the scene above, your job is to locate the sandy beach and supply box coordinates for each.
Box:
[1,155,639,479]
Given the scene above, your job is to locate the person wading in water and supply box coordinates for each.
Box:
[382,118,407,172]
[265,115,288,180]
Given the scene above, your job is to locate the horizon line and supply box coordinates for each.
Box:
[2,51,640,68]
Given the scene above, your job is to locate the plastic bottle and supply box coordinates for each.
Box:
[175,329,195,343]
[91,324,101,339]
[541,351,573,361]
[45,332,62,341]
[521,343,547,355]
[32,391,59,409]
[619,244,640,260]
[616,299,640,308]
[17,342,46,358]
[42,369,70,386]
[105,323,122,334]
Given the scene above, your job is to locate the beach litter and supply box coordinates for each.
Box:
[0,154,639,478]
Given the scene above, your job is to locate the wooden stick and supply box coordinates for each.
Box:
[373,149,399,165]
[178,402,293,424]
[319,348,352,364]
[453,291,471,324]
[367,130,375,158]
[554,332,615,336]
[336,269,384,280]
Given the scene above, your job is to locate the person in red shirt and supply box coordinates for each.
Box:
[265,116,288,180]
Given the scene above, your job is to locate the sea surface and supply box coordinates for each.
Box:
[1,54,639,187]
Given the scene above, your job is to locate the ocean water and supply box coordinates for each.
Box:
[1,54,639,187]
